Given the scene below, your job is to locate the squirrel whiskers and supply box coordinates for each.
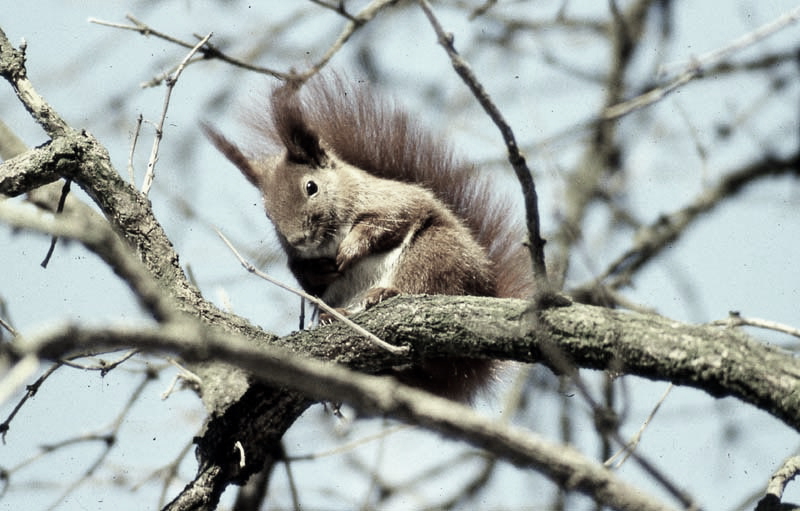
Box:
[205,74,534,402]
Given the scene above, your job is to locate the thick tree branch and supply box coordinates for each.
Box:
[15,293,800,451]
[15,311,686,511]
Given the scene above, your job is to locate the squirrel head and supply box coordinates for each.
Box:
[203,103,353,258]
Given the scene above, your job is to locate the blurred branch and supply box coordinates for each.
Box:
[308,0,358,21]
[607,5,800,120]
[0,196,182,322]
[575,151,800,295]
[42,372,154,510]
[0,119,28,160]
[548,0,653,289]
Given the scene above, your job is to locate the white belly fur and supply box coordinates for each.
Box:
[322,243,404,311]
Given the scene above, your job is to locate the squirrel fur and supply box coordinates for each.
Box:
[205,75,534,402]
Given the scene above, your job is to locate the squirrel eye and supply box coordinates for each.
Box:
[305,180,318,196]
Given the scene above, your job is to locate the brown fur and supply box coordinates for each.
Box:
[207,74,535,402]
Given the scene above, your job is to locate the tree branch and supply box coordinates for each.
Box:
[15,310,687,511]
[10,296,800,508]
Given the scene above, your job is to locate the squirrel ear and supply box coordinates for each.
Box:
[272,84,328,168]
[285,119,328,167]
[202,122,262,187]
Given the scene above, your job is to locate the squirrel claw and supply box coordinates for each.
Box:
[362,286,401,309]
[319,307,349,324]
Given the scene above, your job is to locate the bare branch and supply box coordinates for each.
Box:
[17,319,680,511]
[294,0,398,82]
[757,456,800,510]
[89,15,287,80]
[579,151,800,293]
[604,5,800,120]
[141,32,212,195]
[0,29,70,138]
[710,312,800,341]
[417,0,548,285]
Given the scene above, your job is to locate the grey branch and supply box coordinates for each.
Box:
[15,311,683,511]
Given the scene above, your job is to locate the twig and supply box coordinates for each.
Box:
[294,0,397,82]
[606,383,673,468]
[757,456,800,509]
[288,424,412,461]
[89,15,286,80]
[417,0,548,285]
[127,113,143,185]
[44,373,154,511]
[308,0,358,22]
[0,30,71,138]
[39,177,71,268]
[0,361,62,443]
[58,348,140,375]
[141,32,212,195]
[0,314,17,337]
[710,312,800,340]
[0,355,39,414]
[537,334,697,510]
[160,358,202,400]
[214,228,408,356]
[587,151,800,291]
[603,5,800,121]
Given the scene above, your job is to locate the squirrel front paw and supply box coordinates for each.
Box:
[319,307,349,325]
[362,286,400,309]
[335,243,361,272]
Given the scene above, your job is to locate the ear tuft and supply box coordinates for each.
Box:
[271,85,328,167]
[202,122,262,187]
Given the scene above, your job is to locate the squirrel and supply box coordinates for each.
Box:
[204,75,534,402]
